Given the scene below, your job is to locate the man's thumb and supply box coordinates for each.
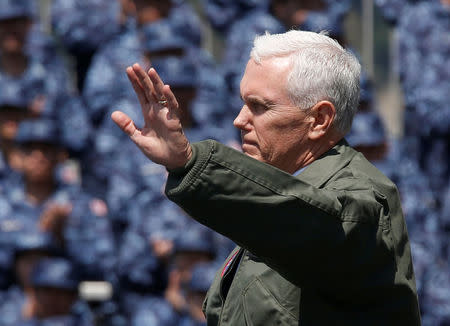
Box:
[111,111,138,137]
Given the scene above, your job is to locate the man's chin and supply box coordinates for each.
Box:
[242,147,263,162]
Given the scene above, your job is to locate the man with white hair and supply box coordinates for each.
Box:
[112,30,421,325]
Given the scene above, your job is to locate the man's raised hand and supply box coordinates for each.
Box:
[111,64,192,170]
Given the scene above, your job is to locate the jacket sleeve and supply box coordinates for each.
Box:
[165,140,394,290]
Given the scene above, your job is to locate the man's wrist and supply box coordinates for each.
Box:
[166,145,195,175]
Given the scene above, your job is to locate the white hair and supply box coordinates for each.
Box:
[250,30,361,134]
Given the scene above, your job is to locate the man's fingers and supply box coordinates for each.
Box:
[148,68,166,101]
[111,111,139,137]
[133,64,155,103]
[126,66,147,106]
[163,85,179,111]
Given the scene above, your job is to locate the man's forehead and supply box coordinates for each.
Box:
[249,56,292,70]
[240,56,292,103]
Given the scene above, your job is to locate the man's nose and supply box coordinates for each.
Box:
[233,105,250,130]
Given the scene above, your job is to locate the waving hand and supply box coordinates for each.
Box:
[111,64,192,170]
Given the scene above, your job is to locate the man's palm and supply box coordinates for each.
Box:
[111,64,192,170]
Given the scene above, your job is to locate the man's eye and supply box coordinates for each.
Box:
[249,102,267,111]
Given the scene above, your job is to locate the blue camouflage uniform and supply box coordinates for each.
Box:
[420,257,450,325]
[50,0,121,90]
[0,58,73,116]
[204,0,269,33]
[116,201,189,313]
[0,1,74,110]
[83,2,205,124]
[178,262,218,326]
[397,1,450,198]
[139,18,230,129]
[1,1,72,77]
[9,119,117,282]
[169,1,203,48]
[0,226,59,326]
[38,94,92,155]
[374,0,427,25]
[346,111,386,150]
[131,296,179,326]
[51,0,120,52]
[82,25,142,123]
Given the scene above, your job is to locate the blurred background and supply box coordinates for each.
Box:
[0,0,448,325]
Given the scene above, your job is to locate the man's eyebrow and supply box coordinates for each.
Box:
[241,95,276,107]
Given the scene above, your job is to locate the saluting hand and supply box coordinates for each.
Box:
[111,64,192,170]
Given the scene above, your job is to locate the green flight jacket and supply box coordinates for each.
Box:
[165,139,421,326]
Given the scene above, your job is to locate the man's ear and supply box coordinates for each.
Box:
[307,101,336,140]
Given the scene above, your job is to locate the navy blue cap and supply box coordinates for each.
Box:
[151,56,198,88]
[31,257,80,291]
[141,19,190,54]
[346,111,386,147]
[189,262,217,293]
[0,0,35,21]
[0,97,29,111]
[14,118,61,146]
[174,224,215,257]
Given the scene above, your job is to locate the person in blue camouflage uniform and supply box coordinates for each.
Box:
[81,0,140,125]
[0,0,75,173]
[5,118,116,283]
[51,0,121,91]
[397,0,450,201]
[0,0,74,100]
[0,0,65,74]
[374,3,449,322]
[0,225,60,326]
[25,257,94,326]
[375,0,450,202]
[115,201,188,317]
[178,262,218,326]
[164,224,217,317]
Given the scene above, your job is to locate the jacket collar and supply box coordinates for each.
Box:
[296,138,357,188]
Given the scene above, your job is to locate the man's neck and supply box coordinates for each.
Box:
[291,137,342,174]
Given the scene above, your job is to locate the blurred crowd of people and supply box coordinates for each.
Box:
[0,0,448,325]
